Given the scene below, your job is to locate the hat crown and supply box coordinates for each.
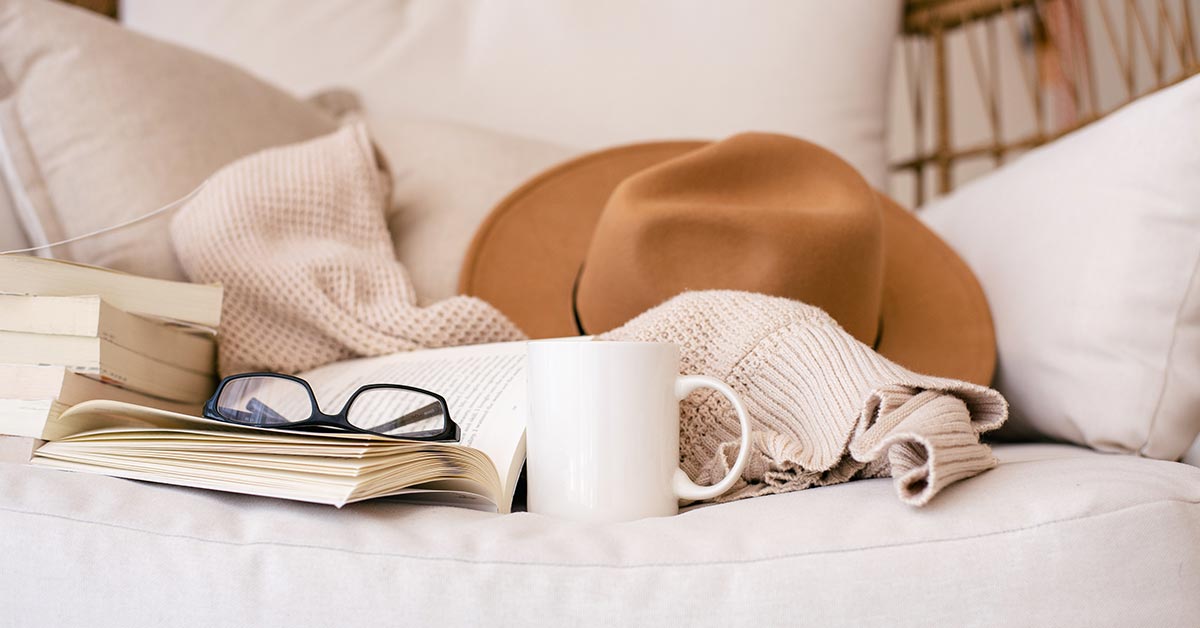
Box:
[576,132,884,345]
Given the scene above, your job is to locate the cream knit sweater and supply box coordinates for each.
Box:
[601,291,1007,506]
[171,123,525,376]
[171,124,1007,506]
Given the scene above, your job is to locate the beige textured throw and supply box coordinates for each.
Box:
[601,291,1008,506]
[170,124,1006,506]
[170,123,525,375]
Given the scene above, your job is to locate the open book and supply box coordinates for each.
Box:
[31,341,528,512]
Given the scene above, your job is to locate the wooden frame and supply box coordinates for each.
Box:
[896,0,1199,204]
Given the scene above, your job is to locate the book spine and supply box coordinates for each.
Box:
[0,256,223,327]
[0,333,214,402]
[0,296,215,374]
[98,301,216,374]
[94,345,215,403]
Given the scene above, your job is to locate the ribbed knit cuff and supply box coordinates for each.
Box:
[849,388,998,506]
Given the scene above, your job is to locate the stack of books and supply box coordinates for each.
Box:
[0,255,223,451]
[2,257,528,512]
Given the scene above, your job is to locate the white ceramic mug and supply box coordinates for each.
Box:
[526,339,751,523]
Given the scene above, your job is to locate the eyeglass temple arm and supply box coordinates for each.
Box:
[368,401,445,434]
[239,398,292,425]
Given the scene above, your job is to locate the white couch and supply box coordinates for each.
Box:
[3,2,1199,625]
[3,443,1198,626]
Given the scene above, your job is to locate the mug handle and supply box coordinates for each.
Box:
[670,375,752,501]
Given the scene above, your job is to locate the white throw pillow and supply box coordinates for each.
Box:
[121,0,899,187]
[921,75,1200,461]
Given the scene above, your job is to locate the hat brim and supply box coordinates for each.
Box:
[459,141,995,386]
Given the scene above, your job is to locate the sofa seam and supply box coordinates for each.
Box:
[1,498,1197,570]
[0,95,51,248]
[1138,241,1200,458]
[0,41,63,249]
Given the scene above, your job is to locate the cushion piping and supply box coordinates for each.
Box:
[0,96,51,249]
[1140,242,1200,459]
[1,497,1196,569]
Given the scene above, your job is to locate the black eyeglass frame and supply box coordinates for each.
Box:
[203,372,459,442]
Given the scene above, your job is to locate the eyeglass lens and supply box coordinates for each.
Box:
[216,376,314,427]
[346,388,447,438]
[216,376,447,438]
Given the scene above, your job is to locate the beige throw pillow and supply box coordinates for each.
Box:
[0,0,336,280]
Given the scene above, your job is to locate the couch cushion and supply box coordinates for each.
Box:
[1,443,1197,626]
[0,0,336,279]
[370,116,574,304]
[121,0,900,188]
[0,184,29,252]
[920,75,1200,461]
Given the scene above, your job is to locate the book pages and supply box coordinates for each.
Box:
[299,341,528,504]
[32,341,531,511]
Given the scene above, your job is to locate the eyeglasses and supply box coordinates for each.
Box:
[203,373,459,441]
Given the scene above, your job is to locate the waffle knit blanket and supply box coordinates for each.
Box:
[171,123,1007,506]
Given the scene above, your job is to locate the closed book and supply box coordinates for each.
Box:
[0,255,222,328]
[0,294,215,374]
[0,365,200,439]
[0,332,214,402]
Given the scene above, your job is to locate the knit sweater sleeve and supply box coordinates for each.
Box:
[170,123,526,376]
[602,290,1007,506]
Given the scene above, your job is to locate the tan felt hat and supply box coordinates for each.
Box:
[459,132,996,385]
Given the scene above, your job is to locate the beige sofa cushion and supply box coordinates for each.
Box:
[370,116,575,304]
[2,443,1197,626]
[121,0,900,187]
[0,187,28,252]
[0,0,336,279]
